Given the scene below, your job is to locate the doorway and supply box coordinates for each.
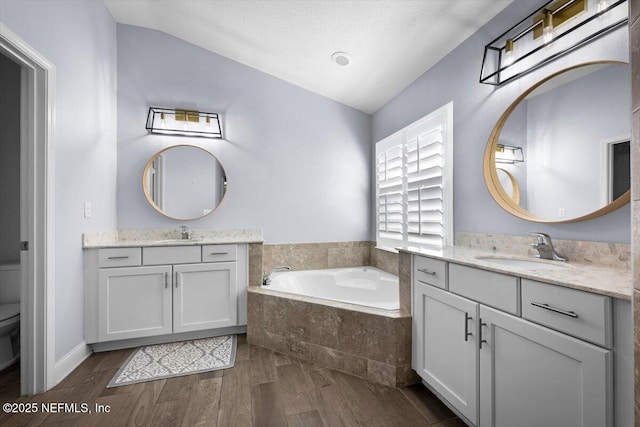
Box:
[600,137,631,205]
[0,23,54,395]
[0,50,21,389]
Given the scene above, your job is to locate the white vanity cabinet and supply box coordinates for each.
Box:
[412,255,616,427]
[86,243,248,347]
[479,305,611,427]
[414,281,479,424]
[98,265,173,341]
[173,262,237,333]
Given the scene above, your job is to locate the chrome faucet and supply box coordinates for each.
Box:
[262,266,291,286]
[529,232,567,262]
[181,226,191,240]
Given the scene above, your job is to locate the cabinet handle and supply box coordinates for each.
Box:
[479,320,487,349]
[107,256,129,260]
[209,252,228,255]
[417,268,437,276]
[175,271,179,288]
[464,313,472,342]
[530,302,578,318]
[164,272,168,289]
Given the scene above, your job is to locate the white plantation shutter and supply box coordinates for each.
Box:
[406,128,444,248]
[377,134,405,249]
[375,102,453,251]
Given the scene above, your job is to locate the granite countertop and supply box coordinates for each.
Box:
[83,228,264,248]
[399,246,631,300]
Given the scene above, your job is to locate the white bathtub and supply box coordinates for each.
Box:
[265,266,400,311]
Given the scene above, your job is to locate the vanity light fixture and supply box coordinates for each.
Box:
[495,144,524,164]
[145,107,222,138]
[480,0,628,85]
[503,39,515,66]
[597,0,608,13]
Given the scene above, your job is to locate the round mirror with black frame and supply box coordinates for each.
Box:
[142,145,227,221]
[483,61,630,223]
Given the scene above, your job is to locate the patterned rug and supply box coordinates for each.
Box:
[107,335,236,388]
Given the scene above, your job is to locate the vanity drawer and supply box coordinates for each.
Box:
[521,279,612,348]
[143,246,201,265]
[98,248,141,268]
[413,256,447,289]
[202,244,237,262]
[449,263,519,315]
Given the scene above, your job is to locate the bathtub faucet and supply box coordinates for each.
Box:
[262,266,291,286]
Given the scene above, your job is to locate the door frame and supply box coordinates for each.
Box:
[599,134,631,205]
[0,23,55,395]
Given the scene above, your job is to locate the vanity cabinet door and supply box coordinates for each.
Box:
[98,266,173,341]
[479,305,612,427]
[414,282,479,425]
[173,262,238,333]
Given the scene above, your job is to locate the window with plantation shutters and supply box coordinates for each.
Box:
[377,134,405,250]
[375,102,453,252]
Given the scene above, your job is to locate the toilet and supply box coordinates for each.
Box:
[0,263,20,371]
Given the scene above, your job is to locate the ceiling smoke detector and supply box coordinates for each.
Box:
[331,51,352,67]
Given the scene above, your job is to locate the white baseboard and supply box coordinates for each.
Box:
[53,341,92,386]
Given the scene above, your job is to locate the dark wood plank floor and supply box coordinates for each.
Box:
[0,335,465,426]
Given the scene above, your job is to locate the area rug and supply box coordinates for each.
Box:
[107,335,236,388]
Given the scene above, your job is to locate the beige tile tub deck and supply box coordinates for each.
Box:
[247,288,417,388]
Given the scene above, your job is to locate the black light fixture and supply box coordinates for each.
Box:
[480,0,628,86]
[495,144,524,164]
[146,107,222,138]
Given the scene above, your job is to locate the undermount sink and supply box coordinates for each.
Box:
[474,256,569,270]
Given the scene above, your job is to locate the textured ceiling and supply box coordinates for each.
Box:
[103,0,513,114]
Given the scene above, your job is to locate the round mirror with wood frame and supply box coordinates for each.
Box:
[483,61,630,223]
[496,168,520,206]
[142,144,227,221]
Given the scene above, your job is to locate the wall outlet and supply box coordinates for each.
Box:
[84,201,92,218]
[558,208,565,218]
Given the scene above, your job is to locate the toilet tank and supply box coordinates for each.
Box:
[0,263,20,304]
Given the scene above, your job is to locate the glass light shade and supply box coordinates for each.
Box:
[495,144,524,164]
[146,107,222,139]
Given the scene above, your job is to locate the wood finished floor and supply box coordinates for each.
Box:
[0,335,464,427]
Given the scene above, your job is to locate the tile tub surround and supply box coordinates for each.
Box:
[262,241,371,273]
[399,251,412,314]
[247,288,417,388]
[262,241,401,276]
[248,243,264,287]
[371,246,400,276]
[82,227,264,248]
[456,232,631,269]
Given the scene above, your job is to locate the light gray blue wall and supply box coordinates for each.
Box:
[0,53,20,264]
[372,0,631,243]
[0,1,118,360]
[116,25,371,244]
